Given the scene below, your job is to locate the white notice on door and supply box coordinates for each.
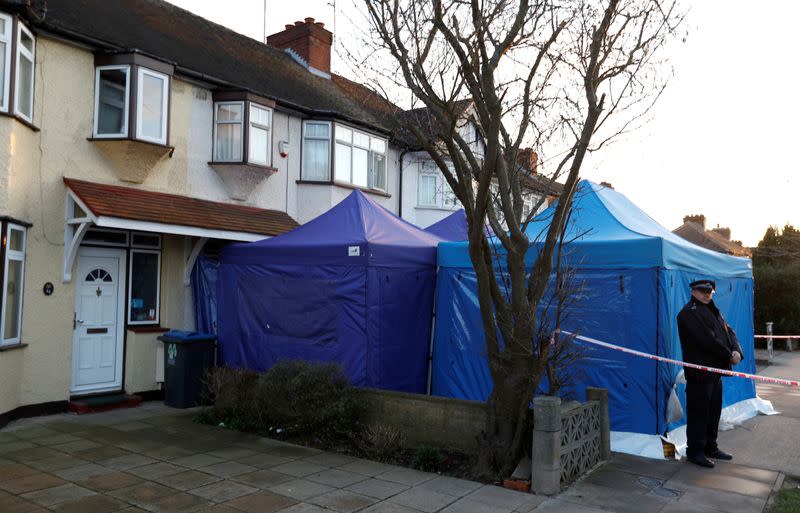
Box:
[348,246,360,257]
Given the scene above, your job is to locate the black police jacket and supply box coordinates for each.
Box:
[677,297,744,382]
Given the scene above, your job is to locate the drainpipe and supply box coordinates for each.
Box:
[398,149,410,219]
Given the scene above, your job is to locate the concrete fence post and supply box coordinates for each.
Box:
[586,387,611,460]
[766,322,773,362]
[531,396,562,495]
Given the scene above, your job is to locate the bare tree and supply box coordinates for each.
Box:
[358,0,683,477]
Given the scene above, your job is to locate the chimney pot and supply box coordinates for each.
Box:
[304,17,315,23]
[316,22,325,28]
[683,214,706,230]
[285,24,294,29]
[294,21,304,26]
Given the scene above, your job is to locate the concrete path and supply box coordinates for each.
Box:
[2,360,797,513]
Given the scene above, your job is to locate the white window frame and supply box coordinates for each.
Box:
[135,67,169,145]
[248,102,272,166]
[13,21,34,122]
[302,120,332,181]
[332,122,388,192]
[417,171,438,207]
[93,65,130,138]
[418,162,458,209]
[212,100,244,162]
[0,12,12,113]
[127,248,161,325]
[1,222,26,346]
[131,231,161,249]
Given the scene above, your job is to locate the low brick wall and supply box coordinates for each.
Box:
[357,388,485,452]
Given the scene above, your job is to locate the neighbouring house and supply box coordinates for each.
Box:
[0,0,562,422]
[673,215,752,258]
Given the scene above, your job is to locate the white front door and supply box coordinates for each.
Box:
[71,247,126,394]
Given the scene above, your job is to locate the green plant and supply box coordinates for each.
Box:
[412,445,445,473]
[363,423,404,461]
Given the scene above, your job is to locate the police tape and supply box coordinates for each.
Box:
[754,335,799,339]
[555,330,800,387]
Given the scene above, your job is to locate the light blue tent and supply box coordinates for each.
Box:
[432,180,760,451]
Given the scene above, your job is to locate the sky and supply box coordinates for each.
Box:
[166,0,799,247]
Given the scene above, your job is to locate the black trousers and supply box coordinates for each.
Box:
[685,376,723,458]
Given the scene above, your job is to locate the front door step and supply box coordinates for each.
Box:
[68,394,142,414]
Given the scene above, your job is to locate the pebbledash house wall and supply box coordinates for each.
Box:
[0,32,405,417]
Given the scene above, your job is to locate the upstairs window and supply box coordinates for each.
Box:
[1,221,27,346]
[0,13,36,123]
[92,55,173,145]
[418,162,457,208]
[212,99,273,166]
[302,121,388,191]
[14,22,34,122]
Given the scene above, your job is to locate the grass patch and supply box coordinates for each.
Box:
[771,476,800,513]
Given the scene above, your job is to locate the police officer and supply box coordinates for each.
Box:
[677,279,743,468]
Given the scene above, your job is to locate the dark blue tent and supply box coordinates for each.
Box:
[431,180,761,454]
[425,209,494,241]
[218,190,443,393]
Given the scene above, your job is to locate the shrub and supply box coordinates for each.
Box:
[412,445,444,473]
[199,361,363,441]
[363,423,404,461]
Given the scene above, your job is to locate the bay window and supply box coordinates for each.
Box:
[1,221,27,346]
[303,120,388,191]
[211,94,273,167]
[0,12,36,124]
[92,54,174,145]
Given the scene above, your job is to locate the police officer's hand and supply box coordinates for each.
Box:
[730,351,742,366]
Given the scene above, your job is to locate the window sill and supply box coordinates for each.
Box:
[208,161,277,173]
[127,326,169,334]
[88,137,175,157]
[0,342,28,352]
[0,111,40,132]
[416,205,459,212]
[296,179,391,198]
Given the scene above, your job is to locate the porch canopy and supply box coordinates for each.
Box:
[62,178,298,283]
[218,190,443,393]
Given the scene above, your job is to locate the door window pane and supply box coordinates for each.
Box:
[96,68,128,135]
[3,260,21,340]
[140,73,165,140]
[129,251,160,324]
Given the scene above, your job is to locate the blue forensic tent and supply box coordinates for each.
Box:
[425,209,494,241]
[432,180,757,441]
[217,190,443,393]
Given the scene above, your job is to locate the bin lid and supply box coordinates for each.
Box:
[158,330,217,343]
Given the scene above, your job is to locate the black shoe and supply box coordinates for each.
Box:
[705,449,733,461]
[688,454,715,468]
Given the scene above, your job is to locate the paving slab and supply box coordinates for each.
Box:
[49,439,102,453]
[280,503,338,513]
[559,481,677,513]
[438,497,516,513]
[223,490,299,513]
[171,454,227,470]
[337,459,396,477]
[0,489,48,513]
[387,487,458,512]
[3,446,66,463]
[159,470,221,491]
[464,485,542,511]
[301,452,358,468]
[73,445,131,462]
[28,434,82,446]
[271,460,330,478]
[54,463,114,482]
[198,461,258,478]
[204,447,259,460]
[264,444,323,459]
[306,468,368,488]
[417,475,484,498]
[231,469,294,489]
[268,478,335,501]
[359,501,422,513]
[27,455,83,472]
[660,481,769,513]
[237,452,295,469]
[528,498,610,513]
[99,453,159,471]
[20,483,97,507]
[126,462,186,480]
[135,491,212,513]
[308,489,379,512]
[110,482,176,505]
[77,471,143,492]
[0,463,39,482]
[48,494,129,513]
[664,465,774,498]
[188,480,258,502]
[345,478,409,500]
[0,472,67,494]
[376,466,436,486]
[141,445,195,461]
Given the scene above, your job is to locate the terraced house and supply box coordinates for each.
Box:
[0,0,558,422]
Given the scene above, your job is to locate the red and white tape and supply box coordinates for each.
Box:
[556,330,800,387]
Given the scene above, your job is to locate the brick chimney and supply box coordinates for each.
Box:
[515,148,538,173]
[683,214,706,230]
[711,226,731,240]
[267,18,333,76]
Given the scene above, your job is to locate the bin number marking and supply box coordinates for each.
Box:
[167,343,177,365]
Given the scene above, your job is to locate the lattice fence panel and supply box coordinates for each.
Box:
[559,402,601,485]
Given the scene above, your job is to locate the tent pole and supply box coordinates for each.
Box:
[426,266,439,395]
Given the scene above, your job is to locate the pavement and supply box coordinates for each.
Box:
[1,352,798,513]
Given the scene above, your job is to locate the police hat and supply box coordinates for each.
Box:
[690,279,716,292]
